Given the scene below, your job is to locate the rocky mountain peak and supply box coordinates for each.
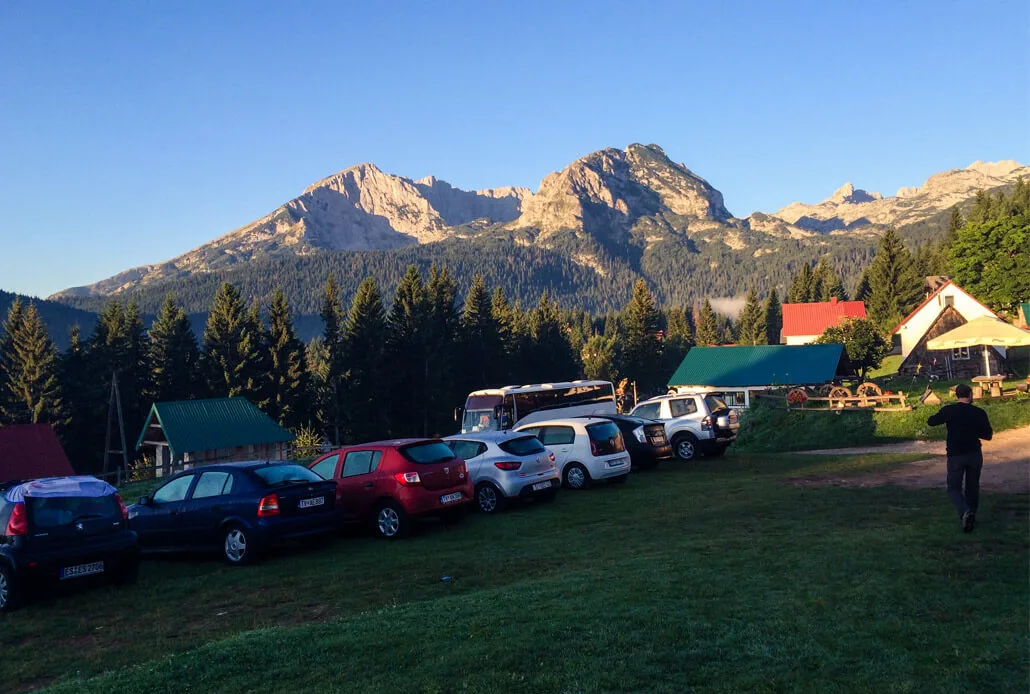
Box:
[828,183,881,205]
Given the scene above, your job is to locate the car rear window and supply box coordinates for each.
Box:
[401,442,457,465]
[252,464,323,486]
[704,395,728,412]
[498,436,545,456]
[586,422,625,455]
[27,495,119,529]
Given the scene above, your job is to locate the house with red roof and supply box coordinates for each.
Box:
[0,423,76,484]
[892,279,1002,379]
[779,297,867,345]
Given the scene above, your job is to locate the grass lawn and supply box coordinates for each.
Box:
[1,452,1026,693]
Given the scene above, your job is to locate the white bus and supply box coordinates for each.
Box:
[457,380,617,433]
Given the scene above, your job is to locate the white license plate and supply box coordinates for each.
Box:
[439,492,462,504]
[60,561,104,580]
[607,458,627,468]
[532,481,552,491]
[298,496,325,509]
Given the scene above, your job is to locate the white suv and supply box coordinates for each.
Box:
[630,393,738,461]
[514,418,631,490]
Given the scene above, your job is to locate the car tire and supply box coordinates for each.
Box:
[672,434,700,462]
[475,483,505,514]
[0,563,21,612]
[563,463,591,490]
[222,524,260,566]
[374,501,410,539]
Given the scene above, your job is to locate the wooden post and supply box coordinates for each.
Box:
[102,372,130,486]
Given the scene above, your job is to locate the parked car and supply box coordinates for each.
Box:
[630,393,739,461]
[308,439,474,539]
[443,431,560,513]
[0,476,139,612]
[514,417,630,490]
[576,414,672,470]
[128,461,339,565]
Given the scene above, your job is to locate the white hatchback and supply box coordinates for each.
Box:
[514,417,631,490]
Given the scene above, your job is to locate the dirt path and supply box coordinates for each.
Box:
[794,425,1030,493]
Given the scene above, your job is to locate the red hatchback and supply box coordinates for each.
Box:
[308,439,474,539]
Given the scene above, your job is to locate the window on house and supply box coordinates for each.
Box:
[952,347,970,360]
[944,295,955,308]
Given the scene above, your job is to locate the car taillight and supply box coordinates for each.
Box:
[548,452,555,462]
[5,502,26,536]
[394,471,421,486]
[114,493,129,521]
[257,493,280,517]
[494,461,521,471]
[701,416,712,430]
[590,439,600,456]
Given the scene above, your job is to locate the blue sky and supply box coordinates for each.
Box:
[1,0,1028,298]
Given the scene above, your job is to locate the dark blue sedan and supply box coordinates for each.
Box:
[128,461,340,565]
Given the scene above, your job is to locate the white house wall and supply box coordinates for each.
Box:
[897,286,997,359]
[784,334,819,346]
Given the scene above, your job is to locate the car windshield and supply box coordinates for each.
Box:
[27,495,119,528]
[401,442,457,465]
[252,464,323,486]
[498,436,545,456]
[704,395,728,412]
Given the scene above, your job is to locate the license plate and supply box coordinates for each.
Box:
[439,492,462,504]
[60,561,104,580]
[608,458,627,468]
[532,481,552,491]
[298,496,325,509]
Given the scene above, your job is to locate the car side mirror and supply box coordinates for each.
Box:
[138,496,150,506]
[454,407,463,423]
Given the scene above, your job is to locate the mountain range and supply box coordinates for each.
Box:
[36,146,1027,338]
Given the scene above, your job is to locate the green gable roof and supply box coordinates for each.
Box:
[135,398,294,459]
[1021,303,1030,321]
[668,344,849,388]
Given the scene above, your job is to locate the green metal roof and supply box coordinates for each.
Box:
[1021,303,1030,321]
[667,344,849,388]
[135,398,294,459]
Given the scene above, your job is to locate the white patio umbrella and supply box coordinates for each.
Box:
[926,316,1030,378]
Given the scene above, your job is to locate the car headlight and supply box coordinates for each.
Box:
[632,426,646,443]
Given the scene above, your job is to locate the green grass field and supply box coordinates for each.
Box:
[1,452,1027,693]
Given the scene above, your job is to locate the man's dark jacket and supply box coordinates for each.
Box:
[927,402,993,455]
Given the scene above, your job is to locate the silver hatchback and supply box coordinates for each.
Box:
[444,431,560,513]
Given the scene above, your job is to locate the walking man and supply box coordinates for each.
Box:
[927,384,993,532]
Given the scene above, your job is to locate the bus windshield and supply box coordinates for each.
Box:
[460,382,615,433]
[461,394,503,432]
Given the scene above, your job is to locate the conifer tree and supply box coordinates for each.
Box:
[148,294,200,403]
[0,303,63,425]
[318,275,346,442]
[203,282,265,401]
[386,266,430,435]
[866,227,925,331]
[344,277,388,441]
[0,299,24,422]
[266,289,309,429]
[736,287,767,345]
[787,263,815,303]
[492,288,531,384]
[459,275,500,390]
[695,299,720,346]
[58,325,91,468]
[620,280,663,391]
[424,265,460,436]
[853,269,872,302]
[528,292,580,382]
[581,333,618,382]
[662,306,694,375]
[813,257,847,301]
[244,303,272,409]
[764,288,782,345]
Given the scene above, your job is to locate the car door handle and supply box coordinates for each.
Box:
[363,482,374,488]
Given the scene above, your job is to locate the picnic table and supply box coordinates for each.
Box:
[972,374,1006,398]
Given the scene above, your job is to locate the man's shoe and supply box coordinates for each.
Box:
[962,511,975,533]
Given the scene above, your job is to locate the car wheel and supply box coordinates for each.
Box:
[374,501,410,539]
[0,563,21,612]
[673,434,700,462]
[475,483,504,514]
[222,524,259,566]
[563,463,591,490]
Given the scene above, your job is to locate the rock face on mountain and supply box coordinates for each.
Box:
[515,144,732,238]
[773,160,1029,232]
[51,150,1026,300]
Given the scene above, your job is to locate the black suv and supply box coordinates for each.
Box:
[577,414,673,470]
[0,476,140,611]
